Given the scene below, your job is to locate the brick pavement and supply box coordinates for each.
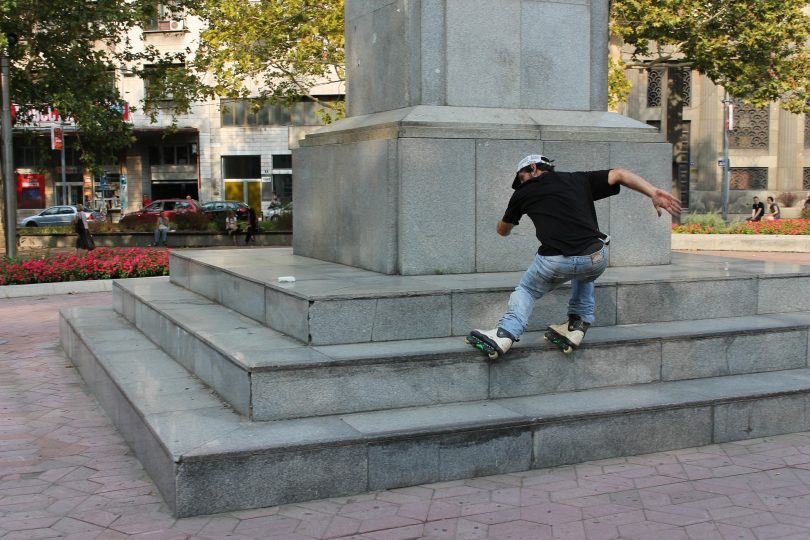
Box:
[2,291,810,539]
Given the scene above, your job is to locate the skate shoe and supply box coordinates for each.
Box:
[466,327,515,360]
[545,315,590,354]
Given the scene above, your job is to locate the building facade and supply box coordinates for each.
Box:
[12,6,343,219]
[619,67,809,218]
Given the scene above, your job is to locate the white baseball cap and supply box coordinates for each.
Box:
[513,154,554,189]
[516,154,554,172]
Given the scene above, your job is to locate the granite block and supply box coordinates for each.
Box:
[175,444,368,517]
[187,262,221,303]
[420,0,446,105]
[713,395,810,443]
[265,288,310,342]
[217,272,266,323]
[474,139,548,273]
[309,298,377,345]
[251,359,489,420]
[452,290,512,335]
[758,276,810,314]
[446,0,521,108]
[607,142,672,266]
[291,144,338,263]
[616,278,757,325]
[189,338,251,417]
[169,255,190,289]
[542,141,611,173]
[522,1,591,110]
[399,138,476,275]
[533,407,713,468]
[662,336,730,381]
[589,0,609,110]
[372,294,452,341]
[368,428,532,490]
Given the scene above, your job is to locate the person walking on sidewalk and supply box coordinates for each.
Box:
[244,206,258,245]
[468,154,681,358]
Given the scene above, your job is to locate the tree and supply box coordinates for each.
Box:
[183,0,345,121]
[610,0,810,113]
[0,0,187,170]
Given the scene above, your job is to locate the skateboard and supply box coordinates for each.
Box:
[465,331,501,360]
[544,326,575,355]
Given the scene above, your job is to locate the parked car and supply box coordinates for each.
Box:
[119,199,205,226]
[264,201,292,221]
[201,200,250,222]
[18,205,104,227]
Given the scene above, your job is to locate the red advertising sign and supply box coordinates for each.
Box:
[51,126,64,150]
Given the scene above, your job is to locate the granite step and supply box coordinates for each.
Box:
[168,248,810,345]
[113,277,810,421]
[60,305,810,517]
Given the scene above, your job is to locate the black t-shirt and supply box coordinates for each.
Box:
[752,202,764,218]
[502,170,619,256]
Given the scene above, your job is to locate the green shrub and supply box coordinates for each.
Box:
[170,212,210,231]
[778,191,800,207]
[681,211,727,229]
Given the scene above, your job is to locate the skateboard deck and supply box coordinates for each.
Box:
[544,326,576,355]
[465,331,501,360]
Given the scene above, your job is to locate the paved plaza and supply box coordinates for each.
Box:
[3,259,810,539]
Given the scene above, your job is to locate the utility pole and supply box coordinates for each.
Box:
[721,91,732,222]
[1,45,15,258]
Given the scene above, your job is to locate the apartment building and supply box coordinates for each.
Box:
[13,5,343,218]
[619,67,809,217]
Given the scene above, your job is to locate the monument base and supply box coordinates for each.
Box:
[61,248,810,516]
[293,106,672,275]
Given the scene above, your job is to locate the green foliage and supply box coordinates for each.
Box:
[608,56,632,111]
[182,0,345,121]
[0,0,190,171]
[682,211,727,228]
[611,0,810,113]
[169,213,210,231]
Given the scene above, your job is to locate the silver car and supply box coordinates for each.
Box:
[18,205,104,227]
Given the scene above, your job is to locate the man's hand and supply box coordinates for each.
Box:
[651,188,682,217]
[497,220,514,236]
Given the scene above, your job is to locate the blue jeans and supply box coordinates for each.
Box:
[154,228,168,244]
[498,245,609,339]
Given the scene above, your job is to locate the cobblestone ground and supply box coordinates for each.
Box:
[2,292,810,539]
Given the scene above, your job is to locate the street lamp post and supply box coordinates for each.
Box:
[721,91,732,222]
[1,50,15,258]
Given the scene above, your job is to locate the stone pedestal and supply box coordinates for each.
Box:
[293,0,672,275]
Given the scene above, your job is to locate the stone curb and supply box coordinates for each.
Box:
[0,279,113,299]
[672,233,810,252]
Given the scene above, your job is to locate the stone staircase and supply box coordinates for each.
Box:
[60,248,810,517]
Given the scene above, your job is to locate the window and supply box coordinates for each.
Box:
[220,97,342,127]
[14,145,45,168]
[730,168,768,190]
[273,174,293,199]
[145,2,185,31]
[149,144,195,165]
[729,101,769,149]
[222,155,261,179]
[272,154,292,169]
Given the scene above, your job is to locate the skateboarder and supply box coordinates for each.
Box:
[467,154,681,359]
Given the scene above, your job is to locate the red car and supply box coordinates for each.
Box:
[119,198,206,225]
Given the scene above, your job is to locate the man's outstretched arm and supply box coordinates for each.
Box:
[608,168,682,217]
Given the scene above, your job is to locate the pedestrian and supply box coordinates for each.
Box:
[73,203,95,255]
[747,196,765,222]
[467,154,681,358]
[225,210,239,245]
[154,210,170,247]
[764,196,781,221]
[244,206,258,245]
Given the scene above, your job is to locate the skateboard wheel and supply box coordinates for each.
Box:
[563,346,573,354]
[543,334,550,343]
[487,351,499,360]
[465,336,475,344]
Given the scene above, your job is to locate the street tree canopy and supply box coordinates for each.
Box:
[611,0,810,113]
[183,0,345,121]
[0,0,185,170]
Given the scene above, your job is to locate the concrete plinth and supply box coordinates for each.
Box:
[293,0,672,275]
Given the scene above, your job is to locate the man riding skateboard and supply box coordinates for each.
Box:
[467,154,681,359]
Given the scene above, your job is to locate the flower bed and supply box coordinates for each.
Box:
[0,247,169,286]
[672,219,810,235]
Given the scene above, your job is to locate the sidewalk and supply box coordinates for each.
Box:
[2,257,810,539]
